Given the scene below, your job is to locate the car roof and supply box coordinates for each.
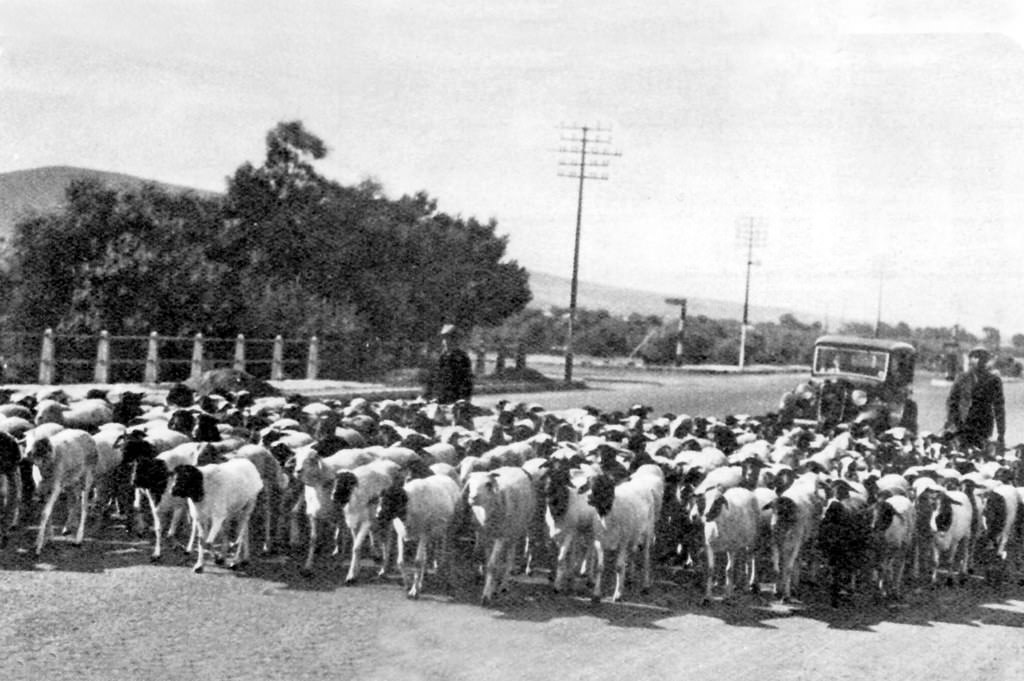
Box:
[813,335,915,354]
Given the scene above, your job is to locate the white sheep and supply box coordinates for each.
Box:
[28,428,99,555]
[34,398,114,431]
[542,461,598,593]
[585,469,658,603]
[129,441,209,560]
[464,466,538,605]
[292,445,375,574]
[197,443,289,554]
[332,458,402,584]
[872,493,916,599]
[695,485,761,601]
[377,471,462,598]
[170,457,263,573]
[764,471,825,602]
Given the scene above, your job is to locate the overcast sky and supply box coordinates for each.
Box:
[3,1,1024,337]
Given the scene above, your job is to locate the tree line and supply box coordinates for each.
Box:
[478,308,1021,376]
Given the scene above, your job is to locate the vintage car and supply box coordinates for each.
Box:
[782,335,918,433]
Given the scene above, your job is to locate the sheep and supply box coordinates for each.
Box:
[377,471,462,598]
[464,466,538,605]
[35,398,114,432]
[0,430,22,545]
[27,428,99,555]
[293,446,375,574]
[90,428,131,523]
[764,471,825,602]
[817,479,873,607]
[585,469,658,603]
[694,485,761,601]
[973,482,1019,583]
[542,460,598,593]
[127,441,209,560]
[170,458,263,573]
[331,458,402,584]
[872,493,916,600]
[196,443,289,554]
[925,488,975,586]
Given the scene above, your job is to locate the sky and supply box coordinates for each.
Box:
[3,1,1024,337]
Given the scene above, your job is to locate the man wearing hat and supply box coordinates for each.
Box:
[427,324,473,405]
[944,345,1005,454]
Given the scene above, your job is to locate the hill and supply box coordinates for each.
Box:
[0,166,218,244]
[526,269,821,325]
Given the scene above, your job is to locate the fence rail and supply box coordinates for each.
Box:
[0,329,436,386]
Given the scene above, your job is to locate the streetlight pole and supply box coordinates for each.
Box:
[665,297,688,366]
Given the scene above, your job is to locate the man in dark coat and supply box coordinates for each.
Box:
[430,324,473,405]
[945,345,1006,454]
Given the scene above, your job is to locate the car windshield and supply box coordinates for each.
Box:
[813,345,889,380]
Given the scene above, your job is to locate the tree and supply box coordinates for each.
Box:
[982,326,1001,350]
[4,180,238,336]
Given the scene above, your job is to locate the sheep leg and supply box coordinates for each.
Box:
[612,546,629,603]
[704,546,716,601]
[230,501,257,568]
[394,522,410,590]
[893,550,908,598]
[410,535,428,599]
[590,541,605,603]
[301,514,318,574]
[377,524,393,579]
[289,496,305,548]
[641,536,653,594]
[746,548,758,594]
[481,538,505,605]
[553,534,572,593]
[74,471,93,546]
[724,550,738,599]
[346,522,371,584]
[34,481,63,555]
[8,470,22,530]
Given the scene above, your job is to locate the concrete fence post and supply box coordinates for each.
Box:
[94,330,110,383]
[144,331,159,384]
[307,336,319,380]
[39,328,55,385]
[233,334,246,373]
[271,335,285,380]
[190,333,204,381]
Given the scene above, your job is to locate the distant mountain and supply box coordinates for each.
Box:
[0,166,219,244]
[526,269,822,325]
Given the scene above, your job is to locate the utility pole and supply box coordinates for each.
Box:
[736,217,766,371]
[557,124,619,384]
[873,260,885,339]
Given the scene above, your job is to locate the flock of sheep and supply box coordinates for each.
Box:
[1,383,1023,610]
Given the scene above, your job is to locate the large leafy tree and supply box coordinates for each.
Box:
[4,179,238,335]
[222,121,531,345]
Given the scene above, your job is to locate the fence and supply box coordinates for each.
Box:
[0,329,433,386]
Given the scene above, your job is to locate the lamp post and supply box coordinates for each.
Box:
[665,297,688,366]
